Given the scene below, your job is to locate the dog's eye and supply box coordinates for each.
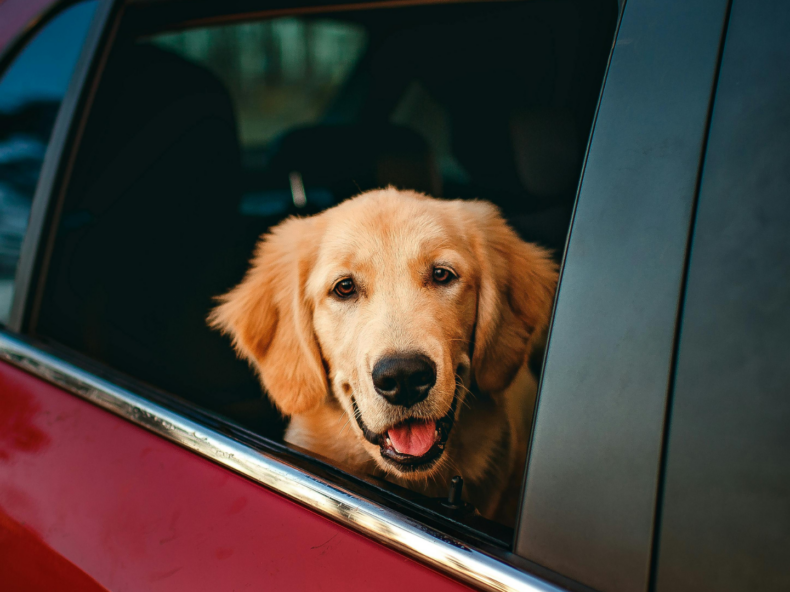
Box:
[333,278,356,298]
[432,267,455,284]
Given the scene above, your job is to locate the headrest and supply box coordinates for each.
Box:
[68,43,241,217]
[42,42,251,407]
[265,123,441,199]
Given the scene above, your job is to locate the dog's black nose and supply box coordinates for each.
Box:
[372,353,436,407]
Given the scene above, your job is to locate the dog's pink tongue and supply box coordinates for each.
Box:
[388,420,436,457]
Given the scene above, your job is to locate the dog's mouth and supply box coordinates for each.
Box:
[351,392,458,472]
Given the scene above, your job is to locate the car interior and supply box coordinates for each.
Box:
[34,0,617,542]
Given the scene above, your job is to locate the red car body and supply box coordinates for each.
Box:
[0,360,470,591]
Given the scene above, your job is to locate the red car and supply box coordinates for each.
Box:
[1,0,789,590]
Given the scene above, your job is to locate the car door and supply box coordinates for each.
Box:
[654,1,790,590]
[515,1,731,591]
[0,0,736,590]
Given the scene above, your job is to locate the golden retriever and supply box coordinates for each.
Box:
[209,188,557,524]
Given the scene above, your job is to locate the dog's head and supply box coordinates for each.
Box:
[210,188,557,478]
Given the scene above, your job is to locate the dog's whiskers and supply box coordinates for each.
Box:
[339,414,352,436]
[445,458,465,482]
[454,375,475,412]
[454,375,474,395]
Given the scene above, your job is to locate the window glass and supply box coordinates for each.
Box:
[37,0,616,544]
[153,19,367,148]
[151,19,367,218]
[0,0,97,324]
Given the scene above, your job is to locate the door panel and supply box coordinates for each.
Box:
[0,508,107,592]
[655,0,790,590]
[0,360,471,591]
[515,1,730,591]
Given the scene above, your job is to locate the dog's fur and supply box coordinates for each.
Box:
[209,188,557,523]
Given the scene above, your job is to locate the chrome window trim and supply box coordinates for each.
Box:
[0,330,565,592]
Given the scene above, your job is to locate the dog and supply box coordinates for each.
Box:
[209,188,557,524]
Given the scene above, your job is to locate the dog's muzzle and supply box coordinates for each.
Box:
[351,391,459,472]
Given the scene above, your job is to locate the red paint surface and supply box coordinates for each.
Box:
[0,377,50,461]
[0,508,108,591]
[0,360,473,591]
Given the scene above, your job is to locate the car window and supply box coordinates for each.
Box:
[34,0,616,547]
[0,0,98,325]
[151,19,368,217]
[154,19,368,150]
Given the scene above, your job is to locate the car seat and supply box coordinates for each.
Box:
[37,43,284,436]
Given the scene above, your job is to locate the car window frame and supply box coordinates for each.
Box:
[514,1,733,591]
[6,0,118,332]
[0,0,637,591]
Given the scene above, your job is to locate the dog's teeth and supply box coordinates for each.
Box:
[386,437,392,447]
[435,429,439,440]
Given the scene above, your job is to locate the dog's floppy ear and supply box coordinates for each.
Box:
[460,201,558,393]
[208,217,327,416]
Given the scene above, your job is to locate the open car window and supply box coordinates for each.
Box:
[33,0,617,549]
